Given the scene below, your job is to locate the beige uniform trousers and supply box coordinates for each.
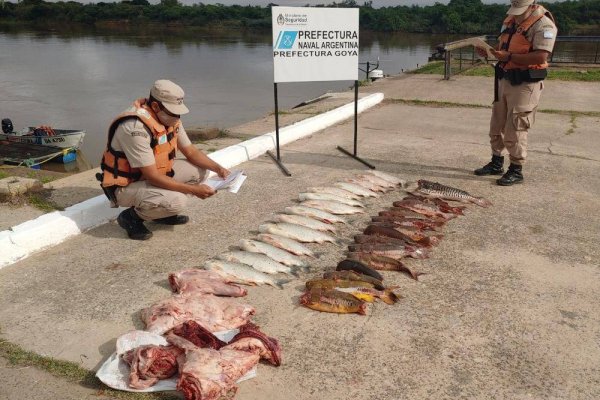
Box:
[115,159,207,221]
[489,78,544,165]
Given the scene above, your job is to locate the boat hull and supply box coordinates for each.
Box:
[0,130,85,149]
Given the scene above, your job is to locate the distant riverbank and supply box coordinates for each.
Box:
[1,0,599,35]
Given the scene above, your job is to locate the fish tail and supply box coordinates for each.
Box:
[381,289,399,305]
[313,251,325,259]
[474,197,493,208]
[358,303,368,315]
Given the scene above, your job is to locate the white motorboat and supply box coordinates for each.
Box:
[1,119,85,150]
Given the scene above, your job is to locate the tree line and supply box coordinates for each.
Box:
[0,0,598,35]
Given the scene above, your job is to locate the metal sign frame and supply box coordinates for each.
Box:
[270,6,373,175]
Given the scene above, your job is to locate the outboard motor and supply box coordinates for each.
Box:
[2,118,13,134]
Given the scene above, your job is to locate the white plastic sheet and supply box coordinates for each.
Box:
[96,330,257,393]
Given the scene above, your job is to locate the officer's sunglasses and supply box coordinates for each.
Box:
[157,102,181,119]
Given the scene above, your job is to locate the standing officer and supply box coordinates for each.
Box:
[475,0,557,185]
[98,79,230,240]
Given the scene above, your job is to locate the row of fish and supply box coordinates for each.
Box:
[347,180,490,285]
[199,170,405,290]
[301,179,493,315]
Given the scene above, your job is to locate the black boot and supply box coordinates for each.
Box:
[153,215,189,225]
[117,207,153,240]
[474,155,504,176]
[497,164,523,186]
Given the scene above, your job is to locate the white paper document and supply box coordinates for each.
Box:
[203,170,247,194]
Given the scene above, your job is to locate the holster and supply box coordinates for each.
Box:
[505,68,547,86]
[494,64,503,102]
[95,172,118,207]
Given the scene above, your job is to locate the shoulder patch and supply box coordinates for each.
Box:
[543,31,554,39]
[136,108,151,119]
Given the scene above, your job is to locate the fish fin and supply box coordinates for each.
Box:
[275,279,291,289]
[381,289,399,305]
[403,181,419,192]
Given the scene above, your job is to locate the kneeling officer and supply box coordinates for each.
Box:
[98,79,229,240]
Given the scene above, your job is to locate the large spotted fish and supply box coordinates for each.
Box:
[413,180,492,207]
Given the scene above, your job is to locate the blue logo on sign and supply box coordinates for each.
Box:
[274,31,298,49]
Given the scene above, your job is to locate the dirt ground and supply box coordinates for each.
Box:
[1,73,599,400]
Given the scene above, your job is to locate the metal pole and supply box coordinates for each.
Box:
[353,80,358,155]
[335,79,375,169]
[595,41,599,64]
[266,82,291,176]
[459,47,462,71]
[274,82,280,160]
[444,49,451,80]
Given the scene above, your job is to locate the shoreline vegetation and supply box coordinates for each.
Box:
[0,0,599,35]
[412,61,600,81]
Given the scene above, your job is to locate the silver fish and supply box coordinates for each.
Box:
[284,206,347,224]
[367,170,406,186]
[239,239,309,268]
[258,223,340,244]
[415,180,492,208]
[301,200,365,215]
[347,178,389,193]
[202,260,287,289]
[356,174,397,189]
[217,251,294,275]
[298,192,365,208]
[306,186,362,200]
[275,213,337,232]
[257,233,317,258]
[334,182,380,198]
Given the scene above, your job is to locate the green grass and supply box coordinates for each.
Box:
[27,193,64,212]
[0,171,8,180]
[0,338,181,400]
[412,62,600,81]
[385,98,600,119]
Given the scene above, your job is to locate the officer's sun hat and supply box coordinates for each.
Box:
[507,0,535,15]
[150,79,190,115]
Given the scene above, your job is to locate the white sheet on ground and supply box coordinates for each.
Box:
[96,330,257,393]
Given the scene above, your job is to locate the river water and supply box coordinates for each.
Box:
[0,27,454,167]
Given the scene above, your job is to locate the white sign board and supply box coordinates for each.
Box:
[272,6,359,83]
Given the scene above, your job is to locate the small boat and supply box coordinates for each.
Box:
[0,141,78,167]
[1,118,85,150]
[1,119,82,167]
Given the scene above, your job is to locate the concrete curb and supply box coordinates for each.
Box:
[0,92,384,269]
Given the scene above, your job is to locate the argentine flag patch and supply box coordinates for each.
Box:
[543,30,554,39]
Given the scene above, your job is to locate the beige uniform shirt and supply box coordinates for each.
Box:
[111,118,192,168]
[527,15,558,53]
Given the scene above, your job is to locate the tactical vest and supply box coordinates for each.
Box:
[100,98,179,187]
[499,5,555,71]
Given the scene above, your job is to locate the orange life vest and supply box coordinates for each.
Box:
[498,5,555,71]
[100,98,179,188]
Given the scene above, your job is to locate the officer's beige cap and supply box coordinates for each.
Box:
[150,79,189,115]
[507,0,535,15]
